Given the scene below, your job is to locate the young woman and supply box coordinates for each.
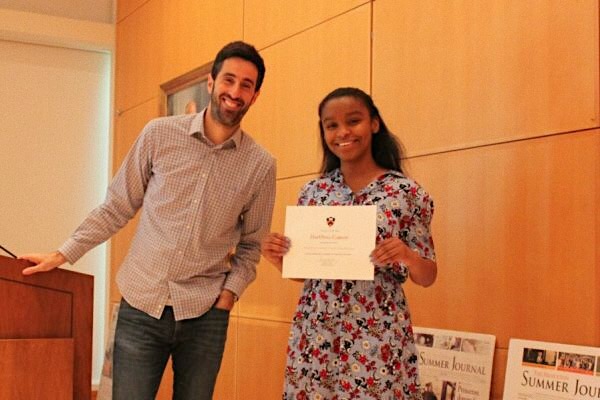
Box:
[262,87,437,399]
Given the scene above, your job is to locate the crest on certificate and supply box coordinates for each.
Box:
[326,216,335,227]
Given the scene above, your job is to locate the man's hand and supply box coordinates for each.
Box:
[19,251,67,275]
[214,289,236,311]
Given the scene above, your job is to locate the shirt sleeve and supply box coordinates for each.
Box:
[223,160,276,298]
[59,122,154,264]
[296,179,317,206]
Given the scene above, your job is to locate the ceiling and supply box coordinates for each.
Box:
[0,0,114,24]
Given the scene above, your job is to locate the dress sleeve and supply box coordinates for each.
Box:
[296,180,316,206]
[407,187,436,262]
[386,181,436,281]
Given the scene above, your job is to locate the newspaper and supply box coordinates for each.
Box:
[503,338,600,399]
[414,326,496,400]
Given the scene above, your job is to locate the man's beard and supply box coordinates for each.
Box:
[209,91,250,127]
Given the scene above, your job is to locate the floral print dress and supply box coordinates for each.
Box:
[283,169,436,400]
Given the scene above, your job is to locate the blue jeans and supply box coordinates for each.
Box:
[113,299,230,400]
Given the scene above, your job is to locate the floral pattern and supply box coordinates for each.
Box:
[283,169,436,400]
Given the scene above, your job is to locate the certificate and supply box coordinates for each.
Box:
[282,205,376,280]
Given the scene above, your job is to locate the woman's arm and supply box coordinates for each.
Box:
[371,237,437,287]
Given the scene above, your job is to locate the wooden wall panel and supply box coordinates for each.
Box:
[404,130,600,348]
[155,358,173,400]
[490,349,508,400]
[373,0,599,157]
[236,318,290,399]
[159,0,243,83]
[115,0,163,113]
[110,98,160,302]
[244,5,371,179]
[240,176,312,320]
[116,0,148,22]
[116,0,245,120]
[244,0,368,49]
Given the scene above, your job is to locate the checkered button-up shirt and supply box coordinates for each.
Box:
[59,109,276,320]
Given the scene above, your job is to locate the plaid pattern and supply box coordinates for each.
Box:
[60,109,276,320]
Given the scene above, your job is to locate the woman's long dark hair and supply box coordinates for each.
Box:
[317,87,404,174]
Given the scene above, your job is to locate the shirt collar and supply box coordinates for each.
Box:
[329,168,405,196]
[329,168,404,181]
[189,108,242,149]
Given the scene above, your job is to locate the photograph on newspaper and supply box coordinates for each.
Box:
[414,326,496,400]
[503,338,600,399]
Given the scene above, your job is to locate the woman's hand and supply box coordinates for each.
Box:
[261,232,291,272]
[370,237,415,266]
[370,238,437,287]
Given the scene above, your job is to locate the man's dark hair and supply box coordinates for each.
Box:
[211,41,266,91]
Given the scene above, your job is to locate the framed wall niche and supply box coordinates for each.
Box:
[161,62,212,116]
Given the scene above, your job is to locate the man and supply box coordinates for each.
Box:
[21,41,276,400]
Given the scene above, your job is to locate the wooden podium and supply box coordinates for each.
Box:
[0,255,94,400]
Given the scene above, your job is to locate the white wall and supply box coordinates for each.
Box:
[0,9,114,387]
